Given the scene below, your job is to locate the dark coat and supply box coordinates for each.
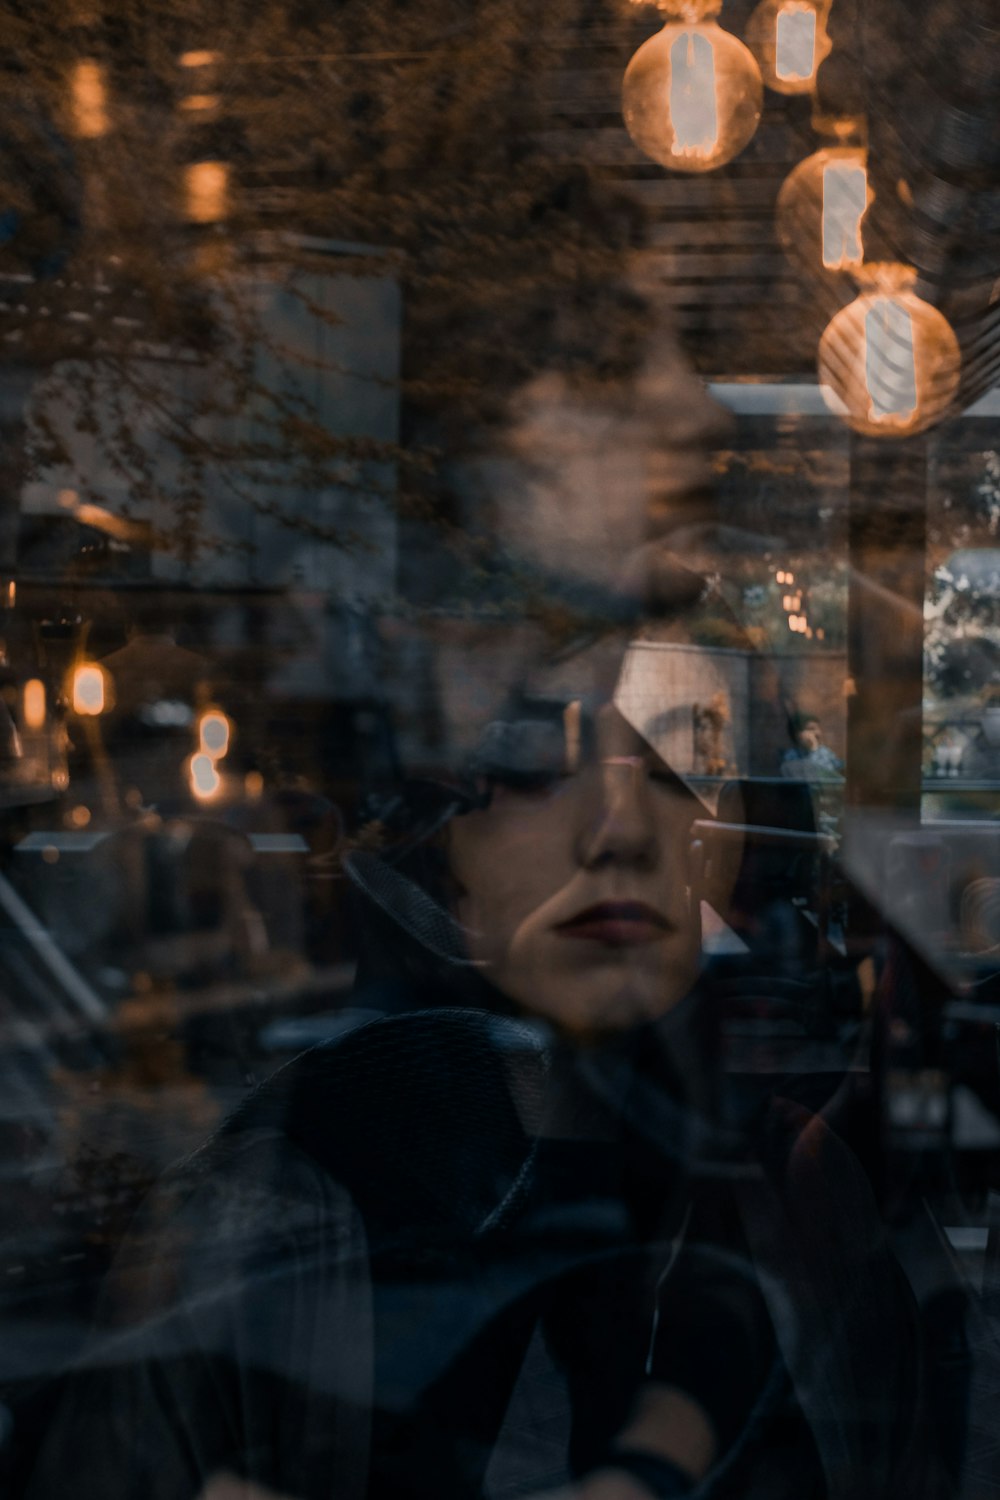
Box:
[26,1004,927,1500]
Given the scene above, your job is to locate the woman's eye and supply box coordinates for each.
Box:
[648,765,689,796]
[472,719,566,793]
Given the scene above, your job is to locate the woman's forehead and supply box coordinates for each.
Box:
[521,634,629,704]
[521,618,703,708]
[494,636,724,803]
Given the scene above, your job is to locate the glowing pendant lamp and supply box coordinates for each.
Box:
[746,0,832,94]
[68,59,110,139]
[183,159,229,224]
[818,264,961,438]
[622,0,763,173]
[179,47,230,226]
[777,118,871,277]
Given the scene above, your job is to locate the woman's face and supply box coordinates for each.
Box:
[447,700,703,1039]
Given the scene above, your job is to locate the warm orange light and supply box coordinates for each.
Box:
[819,264,961,438]
[670,30,719,159]
[622,3,762,174]
[198,708,231,760]
[821,158,869,270]
[180,50,220,68]
[777,143,871,277]
[184,161,229,224]
[180,93,220,113]
[23,679,46,731]
[776,3,816,81]
[71,663,107,716]
[70,59,110,139]
[747,0,831,94]
[244,770,264,801]
[189,751,222,801]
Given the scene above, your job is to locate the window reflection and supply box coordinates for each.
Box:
[0,7,998,1500]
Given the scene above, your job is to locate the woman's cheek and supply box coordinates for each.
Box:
[455,868,540,969]
[451,811,568,941]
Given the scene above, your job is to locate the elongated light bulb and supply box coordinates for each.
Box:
[72,663,106,716]
[670,29,719,159]
[866,297,918,425]
[23,679,46,731]
[198,708,231,760]
[71,59,110,139]
[822,160,868,270]
[184,161,229,224]
[775,2,816,82]
[189,751,221,800]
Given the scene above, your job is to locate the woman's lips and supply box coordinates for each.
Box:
[554,901,670,947]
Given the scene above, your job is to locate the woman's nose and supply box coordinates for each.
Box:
[574,756,658,870]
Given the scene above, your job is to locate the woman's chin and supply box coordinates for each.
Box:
[502,960,698,1038]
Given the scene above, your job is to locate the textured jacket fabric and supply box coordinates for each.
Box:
[27,1005,921,1500]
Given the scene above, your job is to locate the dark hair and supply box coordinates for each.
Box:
[789,710,821,740]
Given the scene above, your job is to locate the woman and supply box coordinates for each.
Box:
[25,614,926,1500]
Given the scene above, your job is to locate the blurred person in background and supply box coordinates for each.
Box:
[779,712,843,782]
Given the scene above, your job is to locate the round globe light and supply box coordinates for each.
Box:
[777,138,872,278]
[746,0,831,95]
[818,265,961,438]
[622,1,763,174]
